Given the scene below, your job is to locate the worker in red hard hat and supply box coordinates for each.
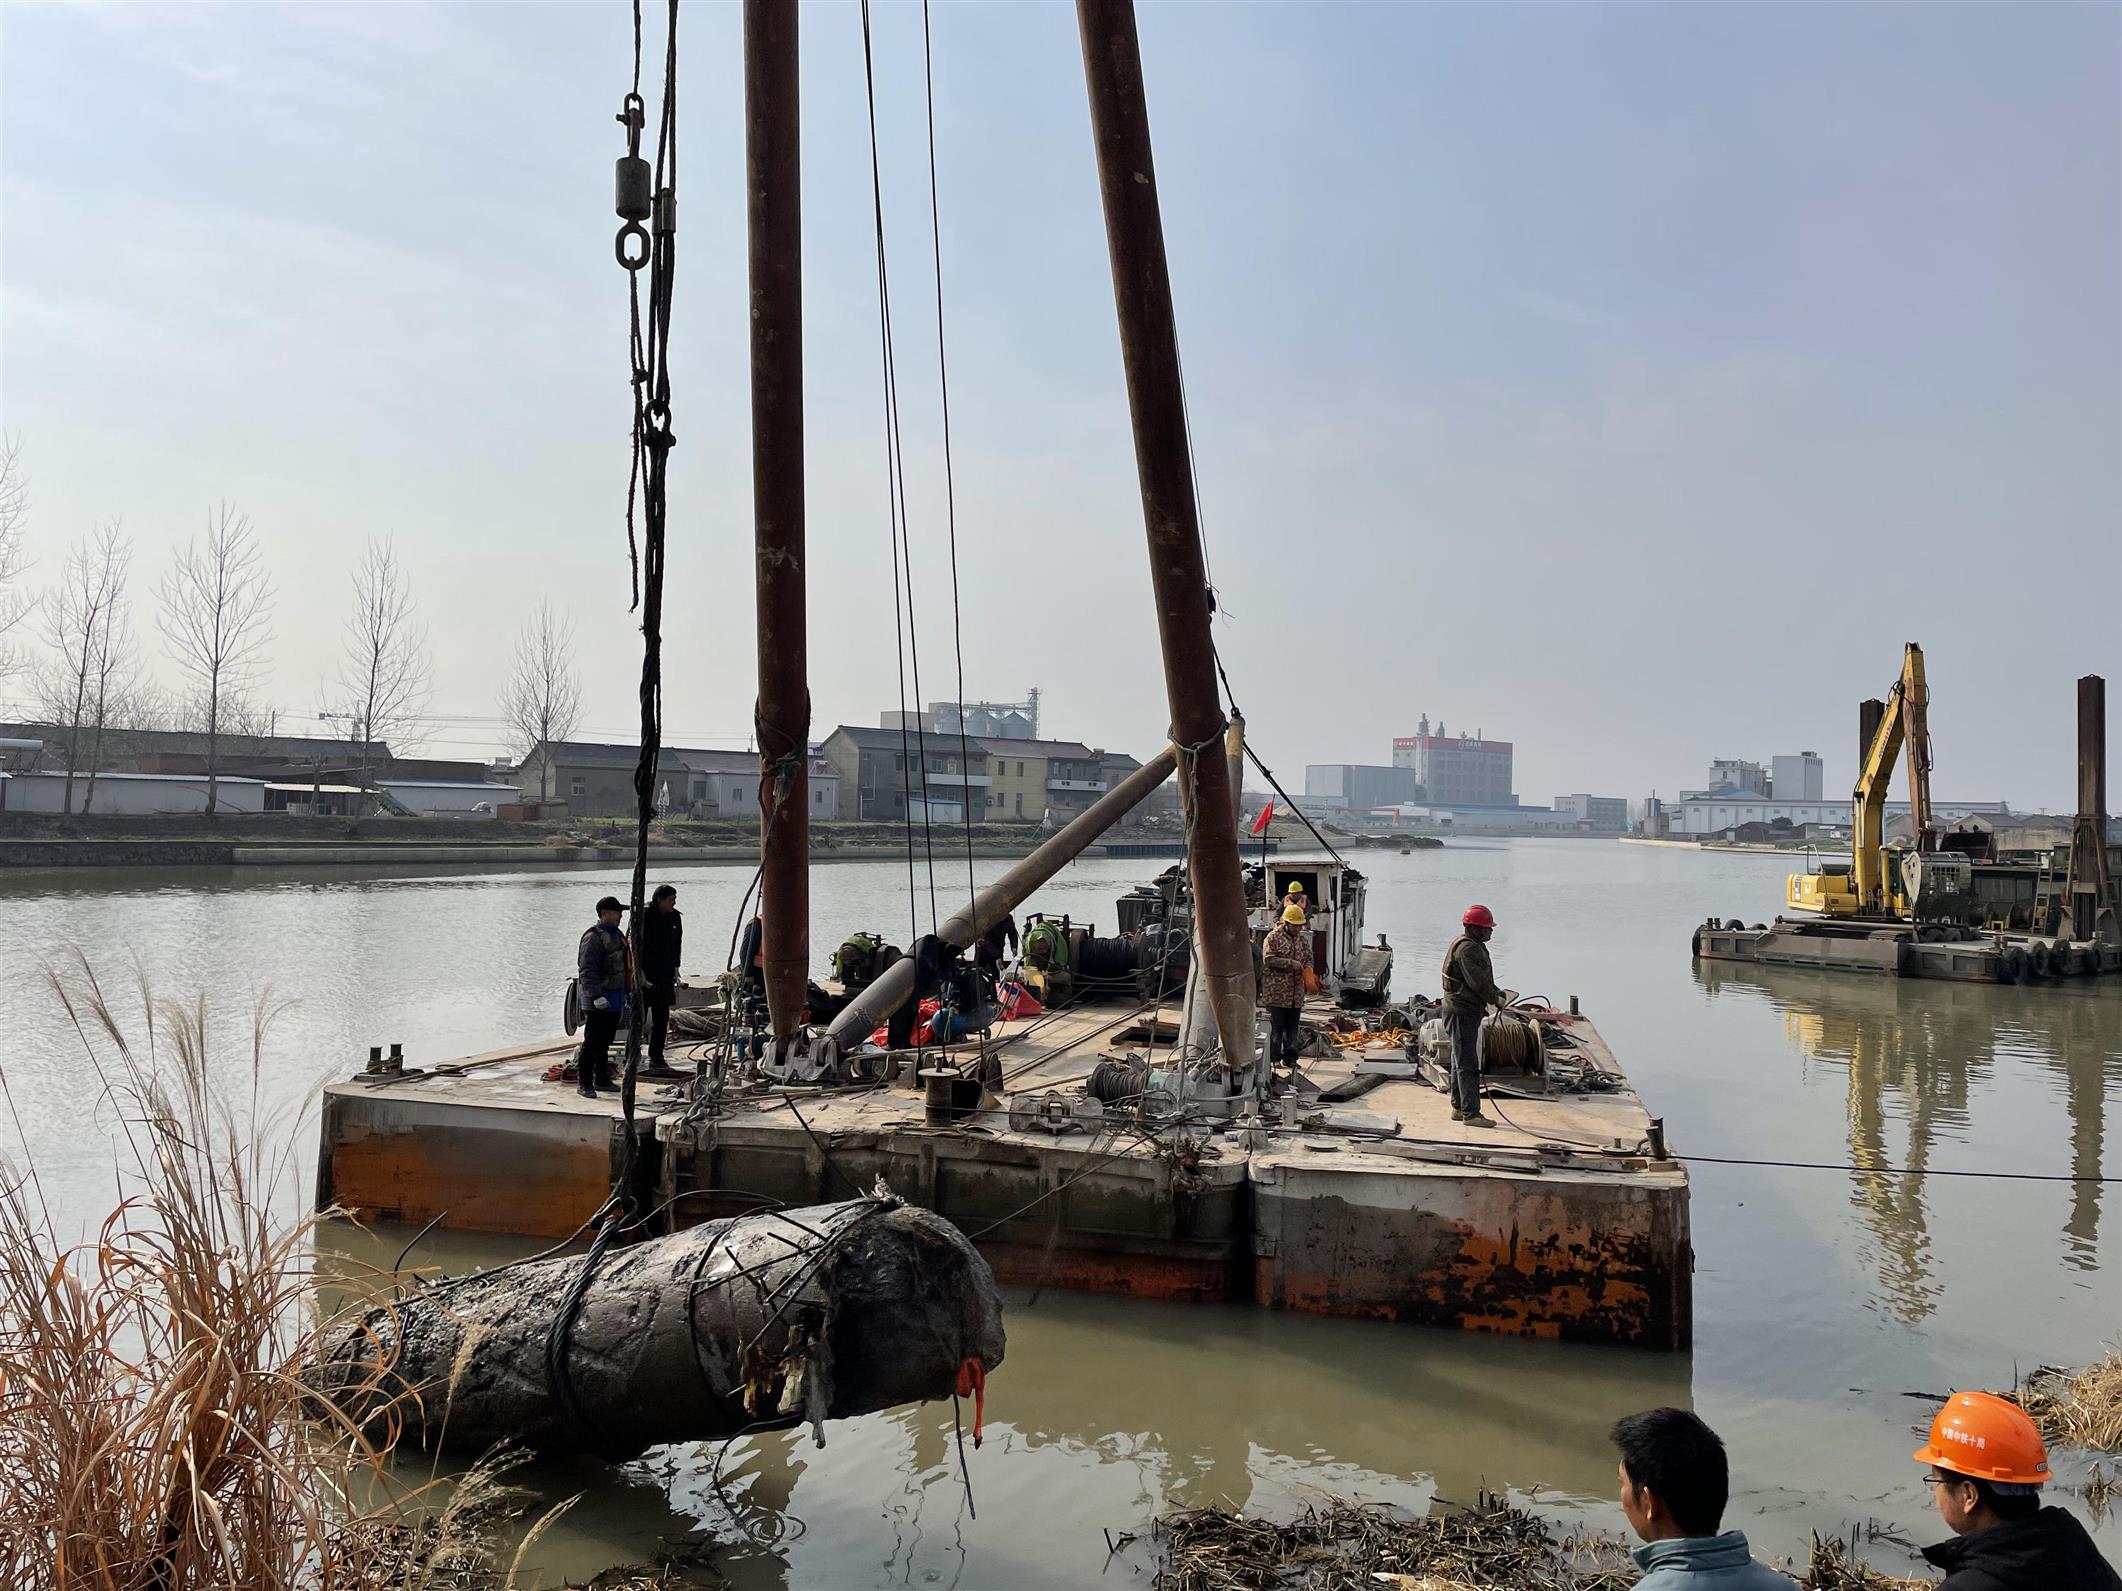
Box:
[1440,904,1501,1127]
[1914,1390,2118,1589]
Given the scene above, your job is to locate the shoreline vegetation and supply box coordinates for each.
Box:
[0,958,692,1589]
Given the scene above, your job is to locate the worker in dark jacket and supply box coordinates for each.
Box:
[1260,905,1311,1068]
[973,912,1019,980]
[575,895,631,1099]
[1914,1391,2120,1591]
[1441,903,1501,1126]
[639,883,683,1076]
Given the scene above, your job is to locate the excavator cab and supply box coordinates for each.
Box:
[1787,856,1859,915]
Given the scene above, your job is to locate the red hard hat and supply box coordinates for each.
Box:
[1462,904,1495,930]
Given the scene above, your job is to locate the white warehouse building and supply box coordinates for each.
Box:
[0,770,268,815]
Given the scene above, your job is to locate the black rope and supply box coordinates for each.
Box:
[1243,740,1347,867]
[547,0,679,1441]
[918,0,979,927]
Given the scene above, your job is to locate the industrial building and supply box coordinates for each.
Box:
[1392,716,1514,808]
[1552,794,1630,833]
[1304,763,1419,810]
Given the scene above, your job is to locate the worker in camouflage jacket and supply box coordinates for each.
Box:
[1260,905,1312,1069]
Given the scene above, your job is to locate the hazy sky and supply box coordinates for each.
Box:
[3,1,2116,809]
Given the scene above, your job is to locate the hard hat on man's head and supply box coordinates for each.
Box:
[1913,1392,2051,1489]
[1281,904,1307,925]
[1462,904,1495,930]
[1286,880,1305,895]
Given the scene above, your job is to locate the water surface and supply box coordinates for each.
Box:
[3,841,2115,1584]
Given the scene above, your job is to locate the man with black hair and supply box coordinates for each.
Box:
[1914,1391,2119,1590]
[1609,1408,1792,1587]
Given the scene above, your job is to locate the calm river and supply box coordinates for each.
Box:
[2,841,2115,1585]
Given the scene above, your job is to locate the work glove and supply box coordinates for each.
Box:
[592,996,610,1011]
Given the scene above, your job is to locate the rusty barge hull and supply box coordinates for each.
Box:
[1692,919,2122,983]
[316,1004,1691,1350]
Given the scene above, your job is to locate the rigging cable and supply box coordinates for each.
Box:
[919,0,979,927]
[860,0,940,945]
[546,0,680,1442]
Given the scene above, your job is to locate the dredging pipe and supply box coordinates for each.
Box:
[1077,0,1257,1065]
[824,747,1178,1047]
[309,1197,1004,1461]
[746,0,809,1043]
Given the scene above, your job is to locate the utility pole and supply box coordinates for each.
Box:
[1076,0,1257,1067]
[745,0,809,1043]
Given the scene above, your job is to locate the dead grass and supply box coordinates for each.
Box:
[0,956,668,1590]
[2018,1353,2122,1453]
[1801,1533,1930,1590]
[1151,1494,1637,1591]
[1151,1500,1951,1591]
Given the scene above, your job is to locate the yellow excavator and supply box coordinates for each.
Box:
[1788,642,1970,920]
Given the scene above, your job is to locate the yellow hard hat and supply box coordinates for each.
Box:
[1281,904,1306,924]
[1285,880,1305,894]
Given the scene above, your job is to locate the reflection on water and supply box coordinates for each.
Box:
[1696,964,2115,1322]
[7,845,2118,1583]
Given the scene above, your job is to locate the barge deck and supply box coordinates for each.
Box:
[317,996,1691,1349]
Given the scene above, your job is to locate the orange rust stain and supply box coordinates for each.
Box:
[979,1240,1233,1303]
[326,1130,610,1239]
[1260,1210,1668,1346]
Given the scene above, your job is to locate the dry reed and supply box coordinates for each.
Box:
[0,957,556,1589]
[2018,1353,2122,1453]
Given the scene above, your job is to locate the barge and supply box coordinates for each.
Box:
[317,862,1692,1350]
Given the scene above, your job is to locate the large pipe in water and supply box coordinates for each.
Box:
[310,1197,1005,1461]
[745,0,809,1042]
[1076,0,1258,1067]
[825,747,1178,1047]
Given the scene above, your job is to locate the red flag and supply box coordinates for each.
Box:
[1250,800,1275,836]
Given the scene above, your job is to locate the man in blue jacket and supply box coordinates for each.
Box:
[1610,1407,1793,1587]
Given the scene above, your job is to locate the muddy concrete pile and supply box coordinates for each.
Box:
[310,1194,1005,1460]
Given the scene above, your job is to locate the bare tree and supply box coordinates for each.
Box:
[0,434,30,677]
[335,536,431,791]
[498,600,583,803]
[32,522,134,814]
[158,502,274,815]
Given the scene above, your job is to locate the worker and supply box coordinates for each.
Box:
[1914,1391,2119,1589]
[574,894,631,1099]
[973,912,1019,980]
[639,883,683,1077]
[1609,1407,1792,1587]
[1441,904,1500,1126]
[1283,878,1309,918]
[1260,903,1312,1070]
[735,913,764,1004]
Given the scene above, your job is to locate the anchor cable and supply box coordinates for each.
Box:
[546,0,680,1440]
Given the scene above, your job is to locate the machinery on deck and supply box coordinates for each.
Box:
[1787,641,1971,923]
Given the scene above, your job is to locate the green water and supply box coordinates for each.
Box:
[3,841,2115,1585]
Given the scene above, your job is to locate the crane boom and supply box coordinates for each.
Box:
[1851,642,1932,911]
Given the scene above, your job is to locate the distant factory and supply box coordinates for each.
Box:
[1664,753,2007,838]
[1303,714,1629,835]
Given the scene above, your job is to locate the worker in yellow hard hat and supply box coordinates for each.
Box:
[1913,1390,2117,1589]
[1259,903,1312,1070]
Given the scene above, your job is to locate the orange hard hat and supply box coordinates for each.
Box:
[1912,1391,2051,1487]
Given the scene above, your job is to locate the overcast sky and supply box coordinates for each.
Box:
[3,1,2116,809]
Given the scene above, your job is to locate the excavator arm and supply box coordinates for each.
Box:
[1851,669,1908,914]
[1853,642,1934,913]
